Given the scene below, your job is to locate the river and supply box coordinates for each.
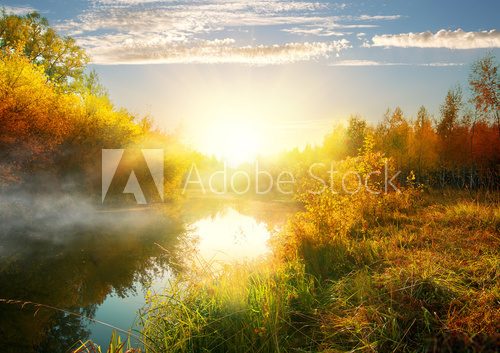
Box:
[0,195,297,352]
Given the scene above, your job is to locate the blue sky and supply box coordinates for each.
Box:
[2,0,499,156]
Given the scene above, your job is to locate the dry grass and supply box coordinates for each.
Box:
[140,189,499,352]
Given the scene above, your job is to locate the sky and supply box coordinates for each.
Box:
[2,0,499,161]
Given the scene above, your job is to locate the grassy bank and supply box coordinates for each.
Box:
[139,144,499,353]
[138,187,499,353]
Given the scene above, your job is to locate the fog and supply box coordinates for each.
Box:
[0,191,171,247]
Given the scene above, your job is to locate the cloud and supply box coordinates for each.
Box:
[57,1,332,38]
[280,23,375,39]
[83,37,350,65]
[370,29,500,49]
[420,62,465,67]
[330,60,387,66]
[92,0,329,12]
[1,5,37,15]
[357,15,401,21]
[55,0,354,65]
[282,27,346,37]
[330,60,465,67]
[54,0,402,65]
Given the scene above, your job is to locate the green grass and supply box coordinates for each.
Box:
[139,190,499,353]
[140,261,319,353]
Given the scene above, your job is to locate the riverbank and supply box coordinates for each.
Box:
[140,189,499,353]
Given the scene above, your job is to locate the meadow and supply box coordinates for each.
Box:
[139,148,499,353]
[0,10,498,353]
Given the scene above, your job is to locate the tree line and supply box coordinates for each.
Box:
[272,54,499,190]
[1,11,498,196]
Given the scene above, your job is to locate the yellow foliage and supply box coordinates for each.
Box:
[0,52,77,163]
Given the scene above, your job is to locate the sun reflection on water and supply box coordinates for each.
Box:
[189,207,272,264]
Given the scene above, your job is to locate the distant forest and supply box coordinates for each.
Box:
[274,68,499,189]
[1,11,499,195]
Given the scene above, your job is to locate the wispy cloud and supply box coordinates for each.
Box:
[330,59,465,67]
[330,60,387,66]
[421,62,466,67]
[1,5,37,15]
[282,27,346,37]
[279,12,400,37]
[55,0,399,65]
[83,37,350,65]
[370,29,500,49]
[357,15,401,21]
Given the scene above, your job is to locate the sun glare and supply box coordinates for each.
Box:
[202,117,262,166]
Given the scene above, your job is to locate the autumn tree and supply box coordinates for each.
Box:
[346,115,367,156]
[0,11,88,85]
[0,11,191,196]
[437,87,462,168]
[409,106,438,180]
[0,52,77,183]
[377,107,410,171]
[438,87,462,140]
[469,53,499,132]
[322,124,347,160]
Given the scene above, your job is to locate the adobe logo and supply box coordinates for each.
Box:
[101,149,164,204]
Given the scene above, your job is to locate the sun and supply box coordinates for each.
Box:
[194,111,263,167]
[208,120,261,166]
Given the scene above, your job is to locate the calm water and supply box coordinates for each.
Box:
[0,195,296,352]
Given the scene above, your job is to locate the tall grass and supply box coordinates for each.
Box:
[138,189,498,352]
[138,146,499,352]
[140,260,319,353]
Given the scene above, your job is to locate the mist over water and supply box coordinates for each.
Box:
[0,190,296,352]
[0,191,175,351]
[0,191,182,246]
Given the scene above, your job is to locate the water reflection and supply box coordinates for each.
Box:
[0,198,184,353]
[0,196,296,352]
[191,207,271,263]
